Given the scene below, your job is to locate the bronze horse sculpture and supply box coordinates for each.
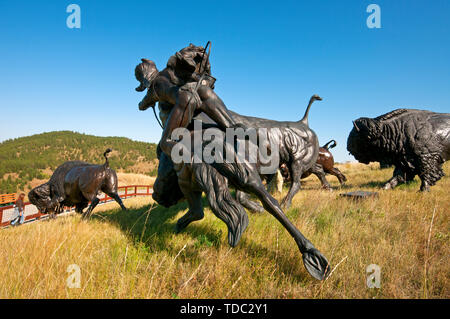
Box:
[150,93,324,211]
[153,131,330,281]
[135,43,324,209]
[137,43,330,280]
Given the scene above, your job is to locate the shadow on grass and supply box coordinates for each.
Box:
[358,179,420,190]
[358,180,386,188]
[93,197,224,257]
[396,180,420,190]
[333,183,354,190]
[93,197,317,283]
[237,235,317,283]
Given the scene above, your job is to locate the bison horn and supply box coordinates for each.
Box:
[353,121,360,132]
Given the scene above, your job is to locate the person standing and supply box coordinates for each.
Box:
[11,193,25,226]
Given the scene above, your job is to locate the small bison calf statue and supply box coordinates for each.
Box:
[29,149,126,218]
[347,109,450,191]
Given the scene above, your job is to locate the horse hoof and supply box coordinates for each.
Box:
[302,247,331,281]
[175,221,187,233]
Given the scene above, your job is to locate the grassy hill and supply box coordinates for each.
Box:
[0,131,158,193]
[0,162,448,298]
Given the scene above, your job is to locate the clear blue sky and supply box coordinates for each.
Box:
[0,0,449,162]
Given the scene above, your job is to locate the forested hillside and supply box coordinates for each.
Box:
[0,131,158,193]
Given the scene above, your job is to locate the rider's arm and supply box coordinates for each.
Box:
[138,88,158,110]
[159,89,193,156]
[138,76,178,110]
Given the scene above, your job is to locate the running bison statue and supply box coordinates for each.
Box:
[280,139,347,189]
[28,149,126,218]
[347,109,450,191]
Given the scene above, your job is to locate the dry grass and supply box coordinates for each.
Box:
[116,173,155,187]
[117,160,159,176]
[0,162,448,299]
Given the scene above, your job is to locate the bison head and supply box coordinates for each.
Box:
[28,183,55,213]
[152,148,184,208]
[347,117,383,164]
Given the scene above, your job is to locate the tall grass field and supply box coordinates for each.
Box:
[0,162,448,298]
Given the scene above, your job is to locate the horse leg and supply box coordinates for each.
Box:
[210,158,329,279]
[194,164,249,247]
[175,190,204,233]
[243,177,330,280]
[236,190,264,213]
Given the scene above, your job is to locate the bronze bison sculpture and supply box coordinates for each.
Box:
[347,109,450,191]
[28,149,126,218]
[280,139,347,189]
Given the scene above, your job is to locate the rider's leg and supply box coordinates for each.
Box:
[160,85,240,157]
[197,85,239,130]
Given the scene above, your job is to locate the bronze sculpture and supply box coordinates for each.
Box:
[152,93,324,212]
[154,132,330,281]
[28,149,126,218]
[280,140,347,189]
[347,109,450,191]
[224,95,323,209]
[137,44,324,209]
[139,44,330,280]
[135,43,242,159]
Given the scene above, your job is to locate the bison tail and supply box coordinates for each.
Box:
[322,139,337,150]
[299,94,322,126]
[103,148,112,167]
[193,163,249,248]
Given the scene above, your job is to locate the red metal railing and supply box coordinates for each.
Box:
[0,185,153,228]
[0,193,16,205]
